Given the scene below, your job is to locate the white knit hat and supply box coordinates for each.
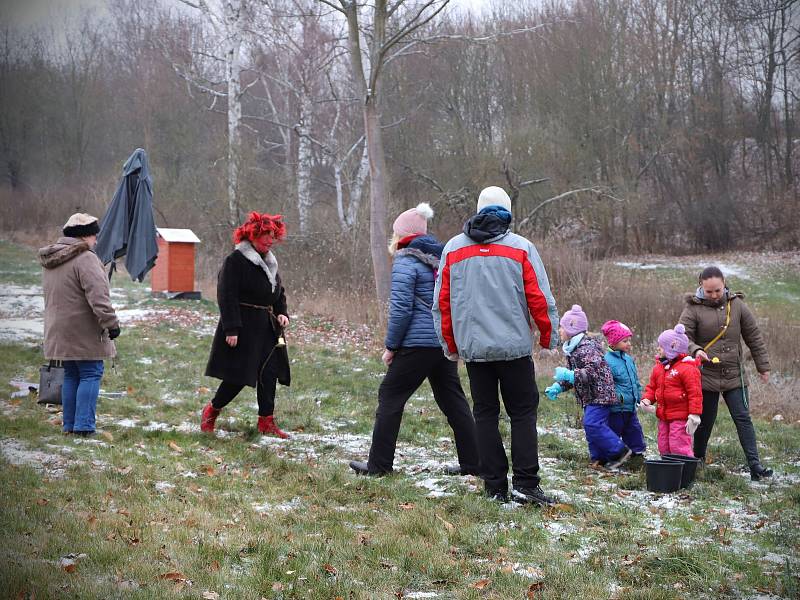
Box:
[477,186,512,212]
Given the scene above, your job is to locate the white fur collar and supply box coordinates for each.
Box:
[235,241,278,291]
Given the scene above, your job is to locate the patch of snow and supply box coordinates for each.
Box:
[414,477,453,498]
[252,497,302,513]
[404,593,439,599]
[0,318,43,341]
[154,481,175,492]
[0,437,69,478]
[115,418,139,428]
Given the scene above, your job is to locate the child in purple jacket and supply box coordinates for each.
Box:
[545,305,632,469]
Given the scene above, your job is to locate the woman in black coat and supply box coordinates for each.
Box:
[201,212,291,438]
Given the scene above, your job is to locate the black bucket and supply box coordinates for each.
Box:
[661,454,701,488]
[645,460,683,493]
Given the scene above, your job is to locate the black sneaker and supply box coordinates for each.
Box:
[443,464,479,476]
[606,448,633,470]
[73,430,95,437]
[349,460,390,477]
[750,464,773,481]
[486,488,508,503]
[511,486,556,506]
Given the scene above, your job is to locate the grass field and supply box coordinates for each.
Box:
[1,240,798,599]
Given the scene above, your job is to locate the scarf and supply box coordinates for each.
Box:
[235,240,278,291]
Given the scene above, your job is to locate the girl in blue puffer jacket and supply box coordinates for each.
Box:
[350,203,479,477]
[601,320,647,459]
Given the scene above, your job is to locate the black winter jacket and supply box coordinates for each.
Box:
[205,248,290,387]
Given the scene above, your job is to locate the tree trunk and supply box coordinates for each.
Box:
[364,99,390,305]
[296,92,313,236]
[225,0,243,227]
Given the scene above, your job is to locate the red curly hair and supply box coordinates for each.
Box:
[233,212,287,244]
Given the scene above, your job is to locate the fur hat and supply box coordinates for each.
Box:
[658,324,690,360]
[477,186,512,212]
[560,304,589,337]
[62,213,100,238]
[601,320,633,347]
[392,202,434,238]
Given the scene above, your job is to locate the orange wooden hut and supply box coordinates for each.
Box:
[151,228,201,299]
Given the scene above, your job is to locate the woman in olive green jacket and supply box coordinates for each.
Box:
[679,266,772,480]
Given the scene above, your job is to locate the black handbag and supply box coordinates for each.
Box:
[37,360,64,405]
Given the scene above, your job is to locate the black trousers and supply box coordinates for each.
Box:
[211,373,277,417]
[367,347,479,474]
[465,356,540,493]
[693,387,762,468]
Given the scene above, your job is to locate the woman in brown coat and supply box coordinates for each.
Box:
[39,213,120,435]
[679,266,772,480]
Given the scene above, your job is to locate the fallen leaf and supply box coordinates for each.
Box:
[436,515,454,531]
[116,466,132,475]
[203,466,216,476]
[36,498,48,506]
[197,386,210,394]
[168,441,183,453]
[322,563,337,576]
[208,560,220,572]
[398,502,415,510]
[501,564,514,574]
[87,515,98,528]
[472,578,491,590]
[101,431,114,442]
[527,581,545,598]
[553,503,575,513]
[213,456,223,464]
[60,559,77,573]
[159,571,188,582]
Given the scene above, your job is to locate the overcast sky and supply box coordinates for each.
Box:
[2,0,490,31]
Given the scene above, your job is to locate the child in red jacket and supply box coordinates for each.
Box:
[640,324,703,457]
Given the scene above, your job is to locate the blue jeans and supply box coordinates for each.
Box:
[608,410,647,454]
[583,404,626,462]
[61,360,104,433]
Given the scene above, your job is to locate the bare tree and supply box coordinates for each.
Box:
[177,0,254,226]
[318,0,451,305]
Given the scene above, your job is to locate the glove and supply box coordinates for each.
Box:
[108,327,121,340]
[639,398,656,414]
[554,367,575,384]
[544,382,563,401]
[686,414,701,435]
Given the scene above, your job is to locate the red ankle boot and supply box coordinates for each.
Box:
[201,403,221,433]
[258,415,289,439]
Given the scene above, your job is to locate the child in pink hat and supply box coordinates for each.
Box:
[640,324,703,457]
[601,320,647,461]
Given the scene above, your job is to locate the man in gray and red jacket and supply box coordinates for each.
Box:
[433,186,559,505]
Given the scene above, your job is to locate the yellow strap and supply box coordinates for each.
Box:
[703,300,731,352]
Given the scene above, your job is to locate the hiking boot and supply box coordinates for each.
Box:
[443,464,479,476]
[349,460,390,477]
[258,415,289,439]
[606,448,633,470]
[750,463,774,481]
[486,488,509,503]
[511,486,556,506]
[200,403,221,433]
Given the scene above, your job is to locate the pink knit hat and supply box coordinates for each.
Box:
[658,324,689,360]
[560,305,589,337]
[392,203,434,238]
[601,320,632,347]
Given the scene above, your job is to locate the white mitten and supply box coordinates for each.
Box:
[686,414,701,435]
